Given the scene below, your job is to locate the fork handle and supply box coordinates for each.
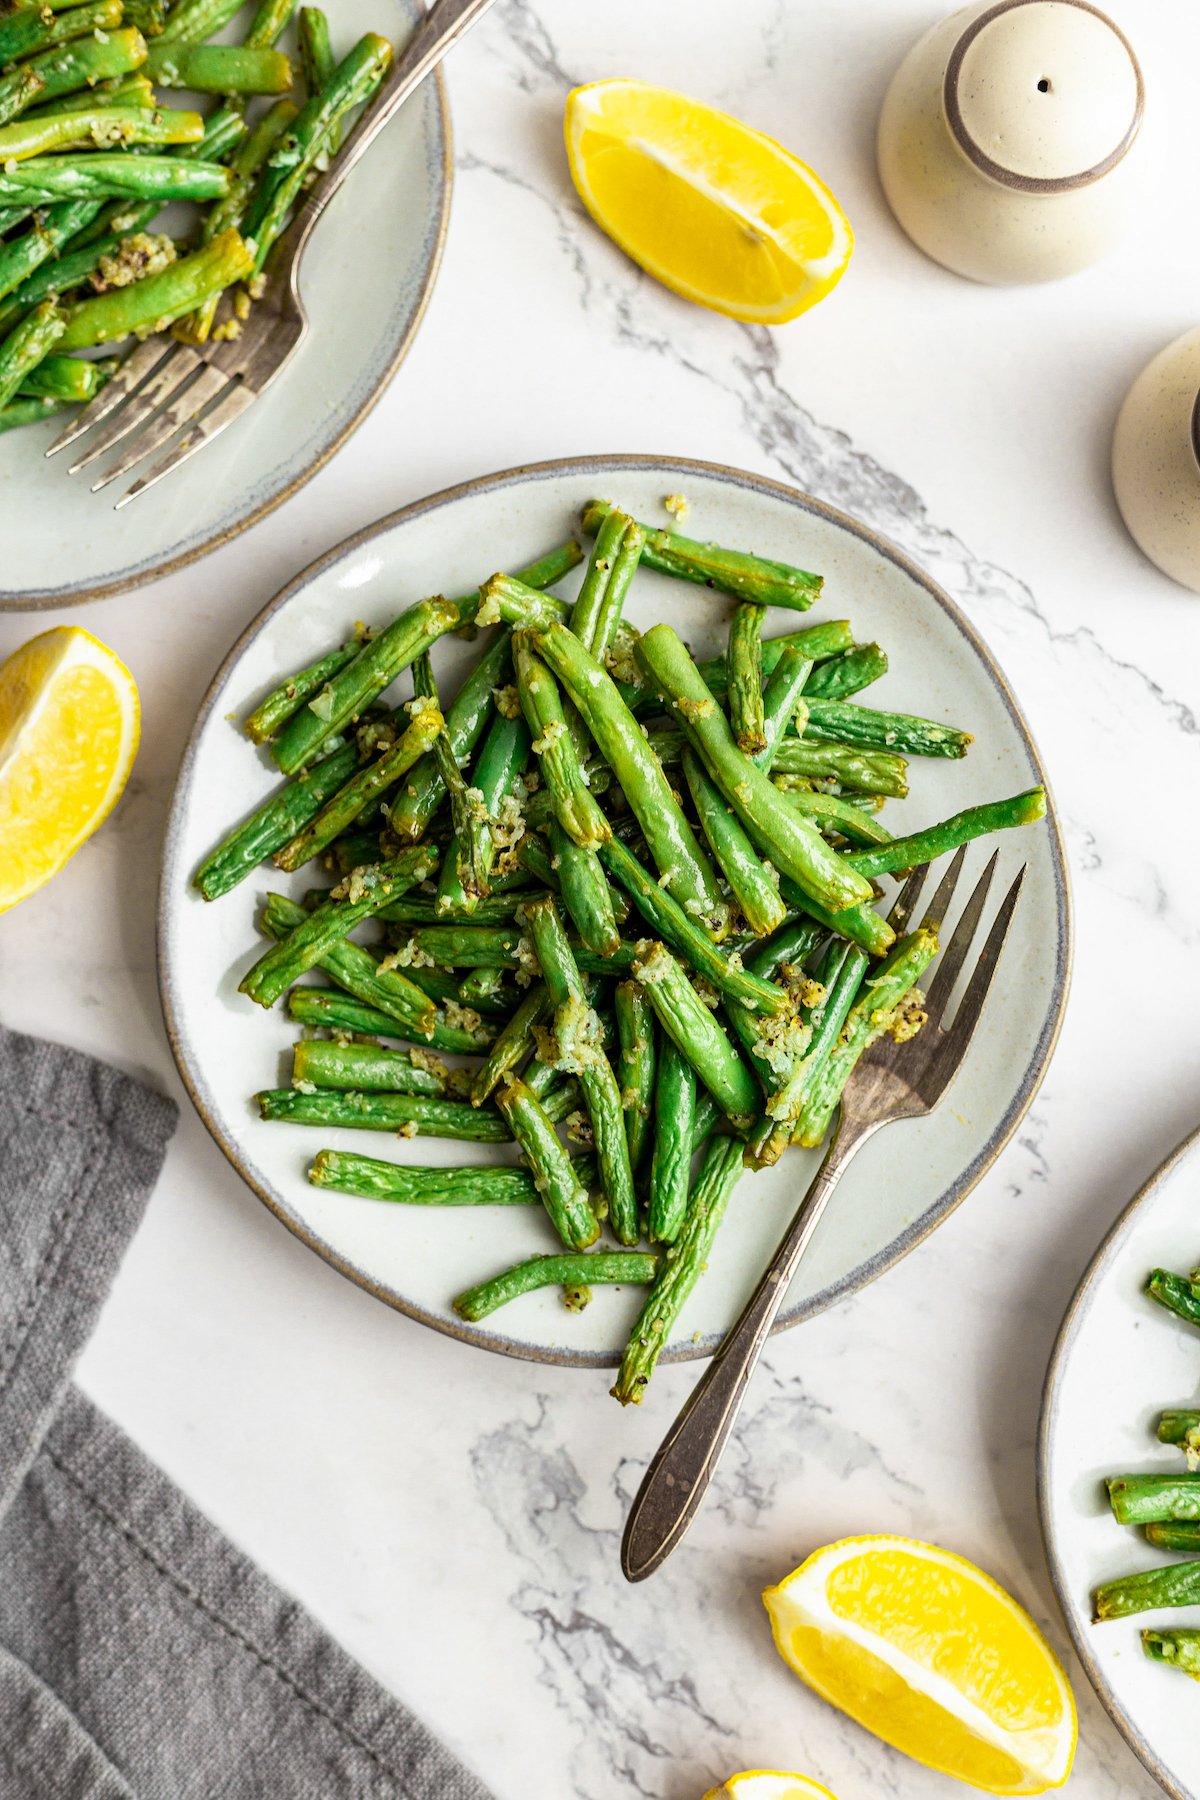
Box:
[620,1121,874,1583]
[282,0,499,261]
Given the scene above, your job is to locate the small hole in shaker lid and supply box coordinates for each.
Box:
[1037,77,1051,92]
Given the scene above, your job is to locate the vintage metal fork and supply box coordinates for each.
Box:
[46,0,498,505]
[621,845,1026,1583]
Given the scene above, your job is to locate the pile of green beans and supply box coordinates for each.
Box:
[1093,1264,1200,1676]
[197,499,1047,1405]
[0,0,397,435]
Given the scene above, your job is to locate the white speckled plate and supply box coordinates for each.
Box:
[0,0,450,610]
[159,455,1070,1366]
[1040,1126,1200,1800]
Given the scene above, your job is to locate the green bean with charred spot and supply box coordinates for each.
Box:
[775,872,894,958]
[1107,1474,1200,1526]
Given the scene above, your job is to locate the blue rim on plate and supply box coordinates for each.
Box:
[158,453,1073,1366]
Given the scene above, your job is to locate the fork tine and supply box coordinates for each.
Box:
[938,864,1026,1052]
[70,345,203,475]
[923,848,999,1023]
[886,863,930,933]
[918,844,969,936]
[45,338,178,459]
[89,363,231,491]
[114,378,255,507]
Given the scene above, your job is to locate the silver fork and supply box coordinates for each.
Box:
[620,846,1026,1583]
[46,0,498,505]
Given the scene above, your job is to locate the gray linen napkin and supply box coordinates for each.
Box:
[0,1021,493,1800]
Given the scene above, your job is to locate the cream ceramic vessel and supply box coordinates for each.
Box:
[1112,326,1200,595]
[878,0,1154,284]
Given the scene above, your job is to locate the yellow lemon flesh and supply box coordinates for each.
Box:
[764,1536,1076,1796]
[0,626,139,912]
[703,1772,839,1800]
[564,79,852,324]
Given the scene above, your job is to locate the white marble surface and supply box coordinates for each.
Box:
[4,1,1200,1794]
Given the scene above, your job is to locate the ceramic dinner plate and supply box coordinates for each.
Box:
[159,454,1071,1367]
[0,0,450,610]
[1040,1126,1200,1800]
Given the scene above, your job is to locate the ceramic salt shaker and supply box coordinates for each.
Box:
[877,0,1154,284]
[1112,329,1200,595]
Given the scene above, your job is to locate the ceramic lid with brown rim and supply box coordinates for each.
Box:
[944,0,1143,193]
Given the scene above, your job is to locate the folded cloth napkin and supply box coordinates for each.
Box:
[0,1022,493,1800]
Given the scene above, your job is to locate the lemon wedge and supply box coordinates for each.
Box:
[703,1772,839,1800]
[764,1536,1076,1795]
[564,79,853,323]
[0,625,139,913]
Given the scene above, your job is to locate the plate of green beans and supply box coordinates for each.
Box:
[1041,1125,1200,1800]
[160,454,1070,1387]
[0,0,450,607]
